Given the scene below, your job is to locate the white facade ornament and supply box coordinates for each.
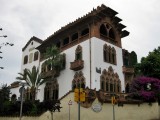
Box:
[92,103,102,112]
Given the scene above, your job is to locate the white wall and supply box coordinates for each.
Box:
[55,40,91,98]
[10,86,21,100]
[21,40,41,72]
[91,37,125,91]
[37,37,125,101]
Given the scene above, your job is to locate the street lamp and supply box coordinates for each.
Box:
[19,80,26,120]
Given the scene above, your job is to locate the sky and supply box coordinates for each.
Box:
[0,0,160,85]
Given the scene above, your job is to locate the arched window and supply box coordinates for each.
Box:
[117,80,121,92]
[44,86,50,100]
[72,71,85,90]
[109,28,115,40]
[99,23,116,43]
[103,44,117,65]
[108,46,112,63]
[23,55,28,64]
[111,48,116,65]
[103,44,108,62]
[63,37,69,46]
[101,81,104,90]
[34,51,39,61]
[106,80,109,91]
[81,28,89,36]
[100,24,107,36]
[44,79,59,100]
[11,94,17,102]
[100,66,121,93]
[100,76,105,91]
[72,33,78,41]
[56,41,61,48]
[110,79,113,92]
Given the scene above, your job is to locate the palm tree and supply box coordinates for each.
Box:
[16,66,50,101]
[44,45,65,75]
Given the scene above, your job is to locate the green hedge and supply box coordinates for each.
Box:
[0,100,60,116]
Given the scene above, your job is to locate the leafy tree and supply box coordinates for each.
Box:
[16,66,50,101]
[130,76,160,102]
[129,51,137,67]
[0,28,14,69]
[0,84,10,113]
[0,84,10,102]
[135,46,160,79]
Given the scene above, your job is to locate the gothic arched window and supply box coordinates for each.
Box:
[103,44,108,62]
[24,55,28,64]
[111,48,117,65]
[44,79,59,100]
[109,28,115,40]
[99,23,116,43]
[100,66,121,93]
[103,44,117,65]
[72,71,85,90]
[100,24,107,36]
[34,51,39,61]
[81,28,89,36]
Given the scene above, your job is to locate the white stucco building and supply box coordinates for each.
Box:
[10,4,136,102]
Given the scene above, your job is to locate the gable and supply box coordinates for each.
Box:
[22,36,43,52]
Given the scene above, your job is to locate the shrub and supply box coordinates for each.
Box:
[130,76,160,102]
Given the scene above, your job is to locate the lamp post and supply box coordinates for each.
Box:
[68,100,72,120]
[111,95,116,120]
[19,81,26,120]
[74,88,85,120]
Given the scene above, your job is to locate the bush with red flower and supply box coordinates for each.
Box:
[130,76,160,102]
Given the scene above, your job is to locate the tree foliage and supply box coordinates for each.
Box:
[135,46,160,79]
[129,51,137,67]
[0,100,62,116]
[130,76,160,102]
[0,84,10,102]
[0,84,10,113]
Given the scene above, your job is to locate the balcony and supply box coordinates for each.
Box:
[41,69,60,79]
[122,66,134,74]
[70,60,84,71]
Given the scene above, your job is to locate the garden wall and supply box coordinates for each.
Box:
[0,93,159,120]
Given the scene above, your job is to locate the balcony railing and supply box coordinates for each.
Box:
[70,60,84,71]
[41,69,60,79]
[122,66,134,74]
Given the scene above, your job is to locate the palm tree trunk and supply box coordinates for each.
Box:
[31,87,36,102]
